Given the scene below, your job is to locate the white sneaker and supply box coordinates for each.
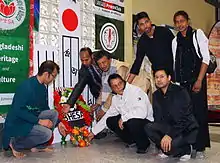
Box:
[158,151,169,159]
[179,145,192,162]
[196,151,205,159]
[179,154,191,162]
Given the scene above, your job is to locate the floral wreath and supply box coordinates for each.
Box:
[54,88,92,147]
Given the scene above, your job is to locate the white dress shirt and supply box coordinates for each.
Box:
[92,83,154,135]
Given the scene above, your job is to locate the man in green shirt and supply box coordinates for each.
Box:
[3,61,67,158]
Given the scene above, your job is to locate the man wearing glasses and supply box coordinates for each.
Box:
[3,61,67,158]
[88,74,153,154]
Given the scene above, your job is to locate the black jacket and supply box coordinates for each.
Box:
[67,64,102,106]
[130,25,174,74]
[153,83,198,139]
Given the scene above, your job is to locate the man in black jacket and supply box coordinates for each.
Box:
[62,47,102,111]
[145,68,198,161]
[127,12,174,84]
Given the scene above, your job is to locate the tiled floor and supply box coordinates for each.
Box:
[1,126,220,163]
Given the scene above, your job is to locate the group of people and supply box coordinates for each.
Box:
[2,10,210,162]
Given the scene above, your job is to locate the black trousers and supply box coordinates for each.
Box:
[145,122,198,157]
[106,115,150,150]
[181,78,210,151]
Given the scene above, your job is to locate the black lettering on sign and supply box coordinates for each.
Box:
[64,49,71,57]
[71,67,78,76]
[88,99,93,106]
[64,110,83,121]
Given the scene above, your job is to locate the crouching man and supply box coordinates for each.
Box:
[145,68,198,161]
[88,73,153,154]
[3,61,67,158]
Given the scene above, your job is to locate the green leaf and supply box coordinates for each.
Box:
[3,0,14,5]
[76,100,91,112]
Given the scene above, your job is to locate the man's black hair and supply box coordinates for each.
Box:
[136,11,150,24]
[80,47,93,56]
[93,49,111,63]
[107,73,125,87]
[38,60,60,76]
[153,67,171,77]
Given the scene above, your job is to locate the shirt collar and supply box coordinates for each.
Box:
[158,83,174,96]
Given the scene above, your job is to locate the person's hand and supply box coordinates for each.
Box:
[126,73,136,84]
[118,118,124,130]
[90,104,100,112]
[62,104,71,114]
[58,122,68,137]
[192,79,202,93]
[38,119,53,128]
[96,109,105,121]
[88,132,94,142]
[160,135,172,153]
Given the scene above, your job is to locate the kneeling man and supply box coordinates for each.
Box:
[145,68,198,161]
[3,61,67,158]
[89,73,153,154]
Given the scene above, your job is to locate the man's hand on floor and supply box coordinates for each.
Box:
[160,135,172,153]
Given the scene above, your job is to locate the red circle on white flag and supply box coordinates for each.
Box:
[62,9,78,31]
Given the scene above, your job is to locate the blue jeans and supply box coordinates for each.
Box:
[12,110,58,151]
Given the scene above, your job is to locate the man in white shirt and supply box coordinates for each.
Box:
[88,73,153,154]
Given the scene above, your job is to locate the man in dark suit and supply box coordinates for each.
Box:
[145,68,198,162]
[62,47,102,111]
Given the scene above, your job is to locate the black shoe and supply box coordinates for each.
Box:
[94,132,107,139]
[136,149,147,154]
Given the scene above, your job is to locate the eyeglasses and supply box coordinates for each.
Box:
[50,73,57,78]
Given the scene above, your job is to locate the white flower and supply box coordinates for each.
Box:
[60,96,67,103]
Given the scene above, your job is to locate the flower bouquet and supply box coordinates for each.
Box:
[54,88,92,147]
[70,126,90,147]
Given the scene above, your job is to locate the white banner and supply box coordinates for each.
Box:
[94,0,124,21]
[59,0,94,105]
[59,0,81,88]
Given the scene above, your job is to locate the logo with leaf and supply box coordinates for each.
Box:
[0,0,16,18]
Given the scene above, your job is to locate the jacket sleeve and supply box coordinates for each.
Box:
[101,93,113,112]
[92,100,119,135]
[117,65,129,80]
[167,89,193,139]
[166,27,175,43]
[130,38,146,75]
[121,89,154,122]
[152,92,159,122]
[13,84,39,124]
[194,29,210,65]
[67,68,88,106]
[95,90,102,105]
